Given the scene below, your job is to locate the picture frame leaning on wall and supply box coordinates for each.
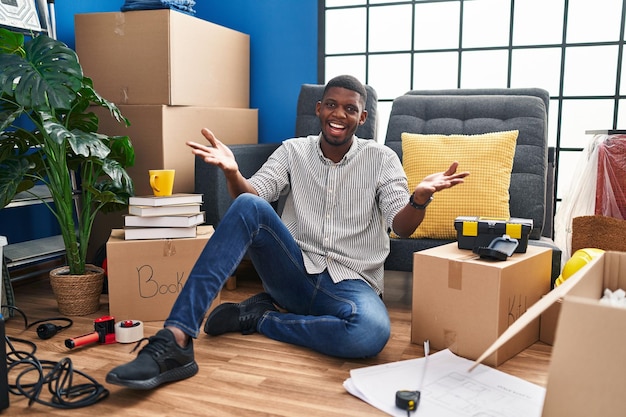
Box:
[0,0,53,35]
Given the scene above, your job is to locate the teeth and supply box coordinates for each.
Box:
[330,122,344,129]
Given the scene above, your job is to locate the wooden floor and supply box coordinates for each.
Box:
[3,267,552,416]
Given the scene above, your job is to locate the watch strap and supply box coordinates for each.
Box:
[409,194,433,210]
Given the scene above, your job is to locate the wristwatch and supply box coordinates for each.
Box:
[408,194,433,210]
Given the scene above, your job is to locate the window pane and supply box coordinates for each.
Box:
[324,55,367,84]
[325,8,367,54]
[620,53,626,95]
[460,50,509,88]
[376,101,393,144]
[511,48,561,96]
[414,2,460,50]
[327,0,365,6]
[368,53,412,100]
[567,0,622,43]
[369,4,413,52]
[513,0,564,45]
[413,52,459,89]
[548,100,559,147]
[370,0,410,4]
[556,150,588,201]
[560,99,614,148]
[462,0,511,48]
[615,99,626,127]
[563,46,618,96]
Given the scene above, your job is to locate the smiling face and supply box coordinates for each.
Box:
[316,86,368,156]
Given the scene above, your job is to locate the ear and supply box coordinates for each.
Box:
[315,101,321,117]
[359,109,368,125]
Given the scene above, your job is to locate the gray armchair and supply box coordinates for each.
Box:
[383,88,560,282]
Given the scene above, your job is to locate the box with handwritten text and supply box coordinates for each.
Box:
[106,225,218,322]
[411,242,552,366]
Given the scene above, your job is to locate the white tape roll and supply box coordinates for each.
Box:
[115,320,144,343]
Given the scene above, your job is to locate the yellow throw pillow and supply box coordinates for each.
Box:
[399,130,519,239]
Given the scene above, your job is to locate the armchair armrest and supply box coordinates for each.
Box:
[194,143,281,226]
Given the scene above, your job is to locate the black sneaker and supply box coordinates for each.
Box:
[106,328,198,390]
[204,292,278,336]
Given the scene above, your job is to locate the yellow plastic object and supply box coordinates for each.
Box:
[555,248,605,286]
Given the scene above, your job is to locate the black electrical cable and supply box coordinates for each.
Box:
[3,306,109,409]
[2,305,74,339]
[27,317,73,340]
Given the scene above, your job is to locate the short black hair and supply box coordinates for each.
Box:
[323,75,367,108]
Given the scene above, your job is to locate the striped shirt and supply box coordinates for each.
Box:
[248,135,409,295]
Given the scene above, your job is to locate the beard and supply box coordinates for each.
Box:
[321,129,356,147]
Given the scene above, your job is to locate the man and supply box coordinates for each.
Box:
[106,75,469,389]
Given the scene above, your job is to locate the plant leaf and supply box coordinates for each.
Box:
[0,28,24,55]
[0,33,83,111]
[0,157,32,208]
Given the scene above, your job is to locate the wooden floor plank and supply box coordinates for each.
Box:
[3,269,552,416]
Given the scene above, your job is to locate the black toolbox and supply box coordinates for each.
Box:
[454,216,533,253]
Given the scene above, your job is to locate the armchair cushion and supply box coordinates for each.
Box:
[399,130,518,239]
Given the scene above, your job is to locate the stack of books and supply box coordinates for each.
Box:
[124,193,205,240]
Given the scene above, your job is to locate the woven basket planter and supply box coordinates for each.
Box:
[49,264,104,316]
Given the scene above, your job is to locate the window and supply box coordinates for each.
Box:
[321,0,626,205]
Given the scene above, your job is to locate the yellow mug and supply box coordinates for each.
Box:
[149,169,175,196]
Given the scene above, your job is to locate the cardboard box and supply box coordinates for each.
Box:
[106,225,218,322]
[455,216,533,253]
[538,298,561,345]
[411,242,552,366]
[542,251,626,417]
[93,105,258,196]
[75,10,250,107]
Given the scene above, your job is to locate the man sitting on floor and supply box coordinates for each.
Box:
[106,74,469,389]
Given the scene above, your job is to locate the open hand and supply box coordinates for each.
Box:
[413,161,469,200]
[186,128,239,174]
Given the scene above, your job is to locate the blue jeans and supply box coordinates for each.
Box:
[164,194,390,358]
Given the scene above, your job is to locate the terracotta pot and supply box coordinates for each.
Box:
[49,264,104,316]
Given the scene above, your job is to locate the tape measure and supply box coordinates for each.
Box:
[396,389,420,412]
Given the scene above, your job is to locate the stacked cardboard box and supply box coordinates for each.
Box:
[75,10,251,318]
[75,9,257,196]
[75,10,257,260]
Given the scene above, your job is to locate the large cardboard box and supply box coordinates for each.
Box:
[106,225,218,322]
[412,243,552,366]
[94,105,258,196]
[538,298,561,345]
[542,251,626,417]
[75,10,250,107]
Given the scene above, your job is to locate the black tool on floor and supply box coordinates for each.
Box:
[395,389,420,415]
[395,340,429,415]
[27,317,74,340]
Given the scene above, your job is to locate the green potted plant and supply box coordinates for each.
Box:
[0,29,135,315]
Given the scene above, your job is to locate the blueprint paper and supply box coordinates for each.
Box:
[344,349,545,417]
